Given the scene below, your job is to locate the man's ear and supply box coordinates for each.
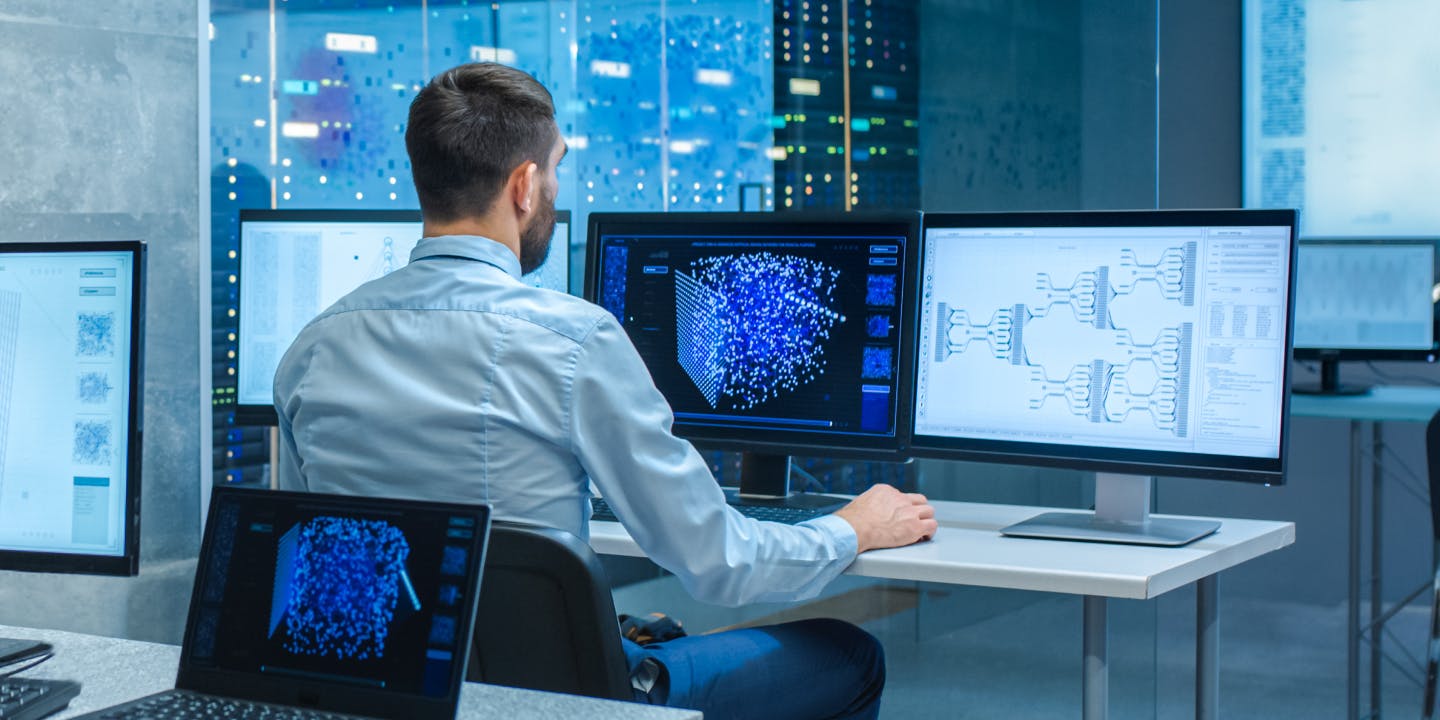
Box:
[510,161,538,214]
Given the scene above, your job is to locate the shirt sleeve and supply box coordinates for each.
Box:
[568,314,859,607]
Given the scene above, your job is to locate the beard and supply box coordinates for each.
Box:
[518,186,557,275]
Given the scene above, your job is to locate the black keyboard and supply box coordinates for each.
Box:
[590,496,831,525]
[87,690,364,720]
[0,678,80,720]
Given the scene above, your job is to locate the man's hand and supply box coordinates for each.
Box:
[832,483,938,553]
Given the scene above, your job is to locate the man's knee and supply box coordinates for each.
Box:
[787,618,885,685]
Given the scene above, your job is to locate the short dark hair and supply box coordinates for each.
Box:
[405,63,558,222]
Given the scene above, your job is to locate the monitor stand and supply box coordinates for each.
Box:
[726,452,849,513]
[1001,473,1220,547]
[1292,357,1371,396]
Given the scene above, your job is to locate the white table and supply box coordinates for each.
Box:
[0,624,699,720]
[592,499,1295,720]
[1291,385,1440,719]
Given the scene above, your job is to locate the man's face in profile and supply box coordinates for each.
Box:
[518,134,566,275]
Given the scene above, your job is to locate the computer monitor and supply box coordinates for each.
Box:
[585,211,920,509]
[0,241,145,576]
[912,209,1297,545]
[1292,239,1438,395]
[530,209,571,294]
[234,210,571,425]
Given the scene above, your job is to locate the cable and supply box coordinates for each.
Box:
[0,652,53,678]
[790,463,825,493]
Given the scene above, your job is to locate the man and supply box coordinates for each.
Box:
[274,62,937,720]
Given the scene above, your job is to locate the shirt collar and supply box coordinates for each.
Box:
[410,234,522,280]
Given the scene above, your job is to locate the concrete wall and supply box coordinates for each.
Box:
[0,1,203,643]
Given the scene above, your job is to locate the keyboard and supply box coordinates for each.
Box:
[590,496,831,525]
[86,690,364,719]
[0,678,80,720]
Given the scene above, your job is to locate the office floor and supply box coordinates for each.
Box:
[614,575,1430,719]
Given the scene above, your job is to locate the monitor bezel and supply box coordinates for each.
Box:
[584,210,922,461]
[234,209,423,426]
[0,240,145,576]
[909,208,1298,484]
[1291,237,1439,361]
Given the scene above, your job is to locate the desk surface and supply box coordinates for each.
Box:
[590,499,1295,600]
[0,625,698,720]
[1290,385,1440,423]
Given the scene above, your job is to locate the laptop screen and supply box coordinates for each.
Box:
[181,487,490,718]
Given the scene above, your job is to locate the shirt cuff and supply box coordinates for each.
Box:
[802,513,859,564]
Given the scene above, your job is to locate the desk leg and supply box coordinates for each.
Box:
[1371,421,1384,719]
[1348,419,1361,719]
[1197,575,1219,720]
[1084,596,1107,720]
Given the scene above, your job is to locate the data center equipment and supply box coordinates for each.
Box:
[1292,239,1438,395]
[0,241,146,576]
[234,209,571,425]
[585,211,920,511]
[912,210,1298,545]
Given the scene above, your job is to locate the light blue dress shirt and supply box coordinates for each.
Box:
[274,234,859,607]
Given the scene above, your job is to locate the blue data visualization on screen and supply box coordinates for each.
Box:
[0,250,135,558]
[1293,243,1435,351]
[595,231,907,440]
[914,224,1292,460]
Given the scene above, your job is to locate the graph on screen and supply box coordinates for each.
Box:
[915,225,1292,459]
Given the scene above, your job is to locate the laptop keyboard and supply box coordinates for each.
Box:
[0,678,80,720]
[590,496,828,525]
[93,690,366,720]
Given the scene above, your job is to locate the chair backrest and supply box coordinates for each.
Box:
[467,520,632,701]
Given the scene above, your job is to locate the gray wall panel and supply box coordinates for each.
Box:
[0,3,201,644]
[0,1,193,38]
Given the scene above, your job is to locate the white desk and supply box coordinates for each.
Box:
[593,499,1295,720]
[0,625,699,720]
[1291,385,1440,720]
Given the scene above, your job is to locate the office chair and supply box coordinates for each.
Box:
[1424,414,1440,719]
[467,520,633,701]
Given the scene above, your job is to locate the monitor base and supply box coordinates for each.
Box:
[1001,512,1220,547]
[1000,473,1221,547]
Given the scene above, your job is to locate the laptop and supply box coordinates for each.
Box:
[77,487,491,719]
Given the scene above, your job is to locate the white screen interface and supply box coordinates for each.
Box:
[238,220,423,407]
[1244,0,1440,236]
[914,225,1292,460]
[1293,243,1434,351]
[0,249,135,557]
[238,219,571,407]
[525,220,569,295]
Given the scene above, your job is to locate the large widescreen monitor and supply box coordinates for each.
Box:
[0,241,145,575]
[913,210,1297,545]
[235,210,570,424]
[585,212,920,508]
[1292,239,1437,395]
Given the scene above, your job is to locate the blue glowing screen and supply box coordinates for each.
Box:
[187,490,486,700]
[590,215,912,449]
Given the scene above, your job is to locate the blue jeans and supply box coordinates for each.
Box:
[623,618,885,720]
